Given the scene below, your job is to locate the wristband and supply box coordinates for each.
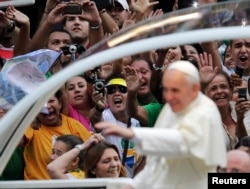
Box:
[75,144,84,151]
[90,19,102,30]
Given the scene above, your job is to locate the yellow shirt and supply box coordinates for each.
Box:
[24,114,91,180]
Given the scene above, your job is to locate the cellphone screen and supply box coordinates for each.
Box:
[64,4,82,15]
[235,65,244,78]
[238,87,247,100]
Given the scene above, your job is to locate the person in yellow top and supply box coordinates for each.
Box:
[19,90,92,180]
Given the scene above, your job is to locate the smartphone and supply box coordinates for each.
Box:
[64,3,82,15]
[238,87,247,100]
[235,65,244,78]
[91,0,114,11]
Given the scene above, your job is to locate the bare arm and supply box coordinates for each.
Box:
[83,1,104,46]
[27,3,66,52]
[125,66,148,126]
[47,134,104,179]
[99,9,118,34]
[89,84,105,132]
[5,5,30,56]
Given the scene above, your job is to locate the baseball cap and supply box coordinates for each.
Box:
[115,0,129,10]
[106,78,127,87]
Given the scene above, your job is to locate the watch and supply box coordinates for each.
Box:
[75,144,84,151]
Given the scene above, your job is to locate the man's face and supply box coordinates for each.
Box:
[162,69,199,112]
[47,31,72,65]
[106,4,128,28]
[64,16,89,46]
[231,39,250,74]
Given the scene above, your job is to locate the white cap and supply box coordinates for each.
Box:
[115,0,129,10]
[167,61,200,82]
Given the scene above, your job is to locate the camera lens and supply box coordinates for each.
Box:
[95,81,104,91]
[69,45,77,54]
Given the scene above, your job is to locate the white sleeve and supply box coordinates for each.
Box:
[132,127,188,157]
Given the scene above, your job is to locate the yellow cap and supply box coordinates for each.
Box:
[106,78,127,87]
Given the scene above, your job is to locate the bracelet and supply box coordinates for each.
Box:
[152,64,163,71]
[75,144,84,151]
[4,20,16,33]
[90,19,102,30]
[95,105,105,112]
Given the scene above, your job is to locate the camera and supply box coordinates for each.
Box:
[235,65,244,78]
[238,87,248,101]
[63,3,82,15]
[61,44,85,55]
[92,68,105,95]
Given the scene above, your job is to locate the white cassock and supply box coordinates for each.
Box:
[131,92,227,189]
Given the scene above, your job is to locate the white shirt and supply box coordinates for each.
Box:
[131,92,227,189]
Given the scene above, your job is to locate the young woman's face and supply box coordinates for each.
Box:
[65,76,89,108]
[94,148,121,178]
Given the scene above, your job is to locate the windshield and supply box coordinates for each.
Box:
[0,0,250,187]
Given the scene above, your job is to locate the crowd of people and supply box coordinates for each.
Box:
[1,0,250,188]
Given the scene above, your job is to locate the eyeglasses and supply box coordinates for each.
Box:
[106,6,124,13]
[106,86,127,95]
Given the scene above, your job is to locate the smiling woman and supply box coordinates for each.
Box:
[1,0,250,188]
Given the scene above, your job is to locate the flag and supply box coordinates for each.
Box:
[0,49,61,113]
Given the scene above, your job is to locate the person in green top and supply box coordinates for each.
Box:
[0,108,25,180]
[125,64,163,127]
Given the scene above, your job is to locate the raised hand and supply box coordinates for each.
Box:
[44,0,60,14]
[83,133,105,149]
[0,10,11,29]
[124,65,140,94]
[131,0,159,15]
[198,52,218,84]
[5,5,29,26]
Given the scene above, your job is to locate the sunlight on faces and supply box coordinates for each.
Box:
[205,74,232,107]
[130,59,152,96]
[93,148,122,178]
[162,69,199,112]
[65,76,89,109]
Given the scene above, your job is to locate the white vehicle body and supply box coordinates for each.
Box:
[0,0,250,188]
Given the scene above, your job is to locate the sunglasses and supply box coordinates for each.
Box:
[106,86,127,95]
